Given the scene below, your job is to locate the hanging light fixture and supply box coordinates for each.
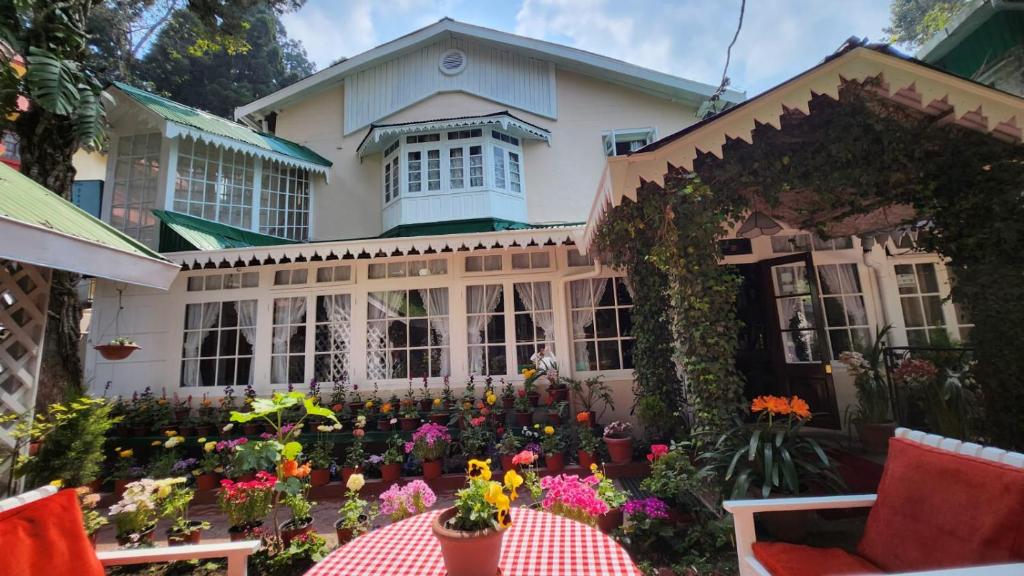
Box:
[737,211,783,238]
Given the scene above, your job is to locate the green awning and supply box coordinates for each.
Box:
[379,218,581,238]
[154,209,299,252]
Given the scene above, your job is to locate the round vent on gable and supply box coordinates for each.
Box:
[439,49,467,75]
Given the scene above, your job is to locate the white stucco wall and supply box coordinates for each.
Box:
[72,149,108,181]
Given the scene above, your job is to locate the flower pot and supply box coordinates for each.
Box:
[549,387,568,403]
[228,521,263,542]
[114,479,130,498]
[422,458,443,480]
[604,436,633,464]
[348,402,364,414]
[500,455,517,472]
[311,468,331,487]
[380,462,402,483]
[514,412,532,427]
[759,508,816,543]
[577,450,596,470]
[856,421,896,454]
[527,391,541,407]
[243,423,262,436]
[334,515,369,546]
[502,397,515,410]
[195,425,213,437]
[341,466,361,487]
[400,417,420,432]
[167,521,204,546]
[174,408,190,423]
[432,507,507,576]
[597,507,623,533]
[280,516,315,546]
[378,418,393,431]
[117,524,156,547]
[429,412,449,425]
[85,478,102,493]
[95,343,141,361]
[547,412,562,425]
[545,452,565,473]
[195,473,220,491]
[420,399,434,412]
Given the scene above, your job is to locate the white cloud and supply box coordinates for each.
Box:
[281,0,378,69]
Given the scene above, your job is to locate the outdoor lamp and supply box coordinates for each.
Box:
[737,211,783,238]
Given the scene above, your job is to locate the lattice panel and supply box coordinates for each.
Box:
[0,260,51,451]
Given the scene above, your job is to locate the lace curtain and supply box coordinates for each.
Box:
[467,285,503,374]
[236,300,258,385]
[569,279,609,370]
[182,302,220,386]
[272,297,307,384]
[366,291,406,380]
[418,288,450,376]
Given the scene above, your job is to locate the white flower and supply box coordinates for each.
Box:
[346,473,365,492]
[333,423,343,431]
[316,424,332,432]
[389,418,397,424]
[222,423,234,432]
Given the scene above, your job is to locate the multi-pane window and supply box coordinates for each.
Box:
[567,248,595,268]
[174,139,254,228]
[260,162,310,241]
[187,272,259,292]
[110,133,161,245]
[467,285,506,375]
[772,263,823,363]
[273,268,308,286]
[816,264,870,359]
[493,147,506,189]
[895,263,948,346]
[464,255,503,273]
[367,289,450,379]
[603,128,654,156]
[511,251,550,270]
[384,153,399,203]
[368,259,447,280]
[513,282,555,369]
[271,297,307,385]
[772,234,854,254]
[569,277,634,371]
[315,265,352,283]
[508,151,521,193]
[314,293,352,383]
[406,150,441,193]
[181,300,256,387]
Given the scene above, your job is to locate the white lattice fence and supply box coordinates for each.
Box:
[0,260,51,452]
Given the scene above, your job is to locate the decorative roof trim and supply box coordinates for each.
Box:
[165,123,331,179]
[580,45,1024,249]
[167,225,585,269]
[357,112,551,157]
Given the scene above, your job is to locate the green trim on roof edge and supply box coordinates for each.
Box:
[154,210,299,252]
[112,82,332,168]
[378,218,583,238]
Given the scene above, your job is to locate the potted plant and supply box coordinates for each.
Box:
[405,422,451,480]
[342,416,367,485]
[336,473,376,545]
[496,431,522,471]
[500,379,515,410]
[195,395,217,436]
[377,479,435,522]
[620,497,674,558]
[512,389,532,427]
[172,393,192,425]
[576,411,600,469]
[545,363,568,402]
[537,473,608,526]
[567,376,615,424]
[589,465,628,532]
[378,402,394,431]
[428,397,449,424]
[839,326,896,453]
[440,376,455,409]
[307,435,335,487]
[432,460,518,576]
[76,487,107,548]
[160,483,209,545]
[218,471,277,541]
[110,448,144,497]
[195,440,223,490]
[347,383,364,415]
[603,420,634,464]
[521,368,542,406]
[279,460,316,545]
[417,376,434,412]
[399,399,420,431]
[640,444,703,524]
[379,433,405,483]
[95,336,141,360]
[547,399,568,425]
[109,477,183,547]
[460,415,493,459]
[540,425,565,472]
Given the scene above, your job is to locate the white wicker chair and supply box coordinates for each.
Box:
[0,486,260,576]
[723,428,1024,576]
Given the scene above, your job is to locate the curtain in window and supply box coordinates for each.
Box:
[514,282,555,343]
[323,295,351,381]
[467,285,503,374]
[237,300,258,385]
[272,297,306,384]
[183,302,220,386]
[366,291,406,380]
[570,279,609,370]
[818,264,867,324]
[419,288,450,375]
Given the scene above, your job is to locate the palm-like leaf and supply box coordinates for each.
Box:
[25,47,82,116]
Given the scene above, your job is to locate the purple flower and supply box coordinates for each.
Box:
[172,458,198,473]
[623,497,669,520]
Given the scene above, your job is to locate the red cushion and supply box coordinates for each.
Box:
[857,437,1024,572]
[0,489,104,576]
[753,542,882,576]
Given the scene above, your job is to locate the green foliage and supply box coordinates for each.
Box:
[249,532,329,576]
[841,325,894,426]
[231,440,281,475]
[18,396,116,487]
[640,444,704,508]
[565,376,615,421]
[886,0,968,48]
[305,440,334,469]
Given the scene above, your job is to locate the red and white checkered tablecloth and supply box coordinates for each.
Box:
[305,507,642,576]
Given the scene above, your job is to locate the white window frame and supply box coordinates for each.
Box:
[568,276,635,373]
[365,287,451,381]
[180,298,258,388]
[815,263,872,360]
[602,128,656,157]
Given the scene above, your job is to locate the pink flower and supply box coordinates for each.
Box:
[647,444,669,463]
[539,474,608,518]
[511,450,537,466]
[470,416,486,427]
[354,428,365,438]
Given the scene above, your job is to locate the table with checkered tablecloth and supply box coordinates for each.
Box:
[304,507,642,576]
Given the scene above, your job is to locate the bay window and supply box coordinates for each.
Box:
[895,263,949,346]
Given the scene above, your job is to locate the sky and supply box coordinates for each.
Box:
[281,0,895,98]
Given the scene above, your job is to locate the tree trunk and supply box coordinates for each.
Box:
[15,107,85,406]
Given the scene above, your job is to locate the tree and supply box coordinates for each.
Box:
[886,0,969,48]
[137,6,314,117]
[0,0,304,406]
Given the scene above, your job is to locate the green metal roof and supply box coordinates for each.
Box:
[112,82,332,168]
[0,163,165,261]
[153,209,299,252]
[378,218,583,238]
[931,11,1024,78]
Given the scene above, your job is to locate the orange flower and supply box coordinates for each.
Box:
[751,396,771,413]
[576,411,590,424]
[789,396,812,420]
[751,395,793,416]
[381,402,393,414]
[282,459,312,479]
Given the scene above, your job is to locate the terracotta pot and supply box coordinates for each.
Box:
[604,436,633,464]
[95,343,140,361]
[167,521,204,546]
[856,421,896,454]
[85,479,103,493]
[545,452,565,473]
[514,412,532,427]
[420,399,434,412]
[432,507,507,576]
[429,412,449,425]
[114,479,130,498]
[502,397,515,410]
[547,412,562,425]
[759,508,816,543]
[348,402,365,414]
[527,391,541,407]
[500,455,517,472]
[196,473,220,491]
[180,426,196,437]
[174,408,190,423]
[310,468,331,487]
[280,517,315,545]
[549,387,568,403]
[228,521,263,542]
[243,423,262,436]
[422,458,443,480]
[597,507,623,533]
[116,524,156,547]
[378,418,394,431]
[400,417,420,432]
[341,466,361,487]
[577,450,596,470]
[334,515,368,546]
[380,462,402,483]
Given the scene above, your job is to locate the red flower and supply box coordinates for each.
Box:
[517,389,526,398]
[646,444,669,463]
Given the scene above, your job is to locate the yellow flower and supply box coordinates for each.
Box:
[467,459,492,481]
[157,399,168,405]
[484,481,503,504]
[496,503,512,528]
[49,479,63,488]
[203,441,217,453]
[346,473,366,492]
[197,437,207,443]
[151,440,162,446]
[543,426,554,436]
[157,484,172,499]
[503,469,523,500]
[433,398,442,406]
[191,470,201,477]
[365,400,374,409]
[164,430,178,437]
[119,449,134,458]
[485,392,497,406]
[589,463,598,473]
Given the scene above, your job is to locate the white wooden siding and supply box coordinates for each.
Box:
[344,36,556,134]
[383,190,528,231]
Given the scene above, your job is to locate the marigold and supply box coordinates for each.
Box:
[789,396,812,420]
[381,402,393,414]
[543,425,555,436]
[282,459,312,479]
[119,449,134,458]
[576,411,590,424]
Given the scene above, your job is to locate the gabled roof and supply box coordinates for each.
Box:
[153,210,299,252]
[0,163,179,289]
[110,83,332,175]
[235,18,744,121]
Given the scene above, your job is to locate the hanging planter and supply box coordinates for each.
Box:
[95,338,141,360]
